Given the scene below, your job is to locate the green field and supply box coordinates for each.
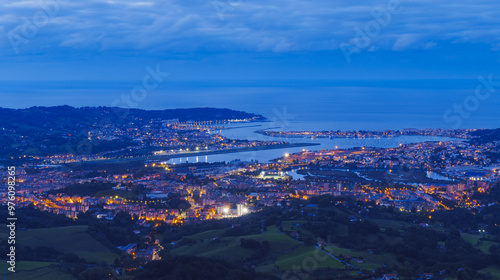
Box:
[170,226,300,263]
[242,226,301,253]
[371,218,412,230]
[281,220,315,236]
[324,245,399,270]
[281,219,349,239]
[170,235,254,262]
[258,245,346,274]
[17,226,119,264]
[2,261,75,280]
[170,225,348,276]
[168,219,403,276]
[281,220,304,231]
[480,265,500,279]
[461,233,499,254]
[183,229,226,240]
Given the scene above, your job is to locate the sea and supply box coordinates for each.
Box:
[1,79,498,163]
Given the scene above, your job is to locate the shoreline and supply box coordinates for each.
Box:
[254,129,472,140]
[69,142,320,165]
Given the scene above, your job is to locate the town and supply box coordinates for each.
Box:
[1,109,500,280]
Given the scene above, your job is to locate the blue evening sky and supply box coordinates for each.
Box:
[0,0,499,81]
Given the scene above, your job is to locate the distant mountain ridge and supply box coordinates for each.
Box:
[0,106,265,160]
[0,106,265,131]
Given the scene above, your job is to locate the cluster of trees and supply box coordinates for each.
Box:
[0,241,115,280]
[383,226,493,279]
[85,211,140,247]
[52,181,115,197]
[56,258,116,280]
[0,204,76,228]
[280,195,500,279]
[163,193,191,211]
[240,238,265,249]
[240,238,271,260]
[301,201,498,279]
[132,255,278,280]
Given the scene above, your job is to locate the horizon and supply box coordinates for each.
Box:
[1,105,499,131]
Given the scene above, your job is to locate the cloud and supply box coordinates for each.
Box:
[0,0,499,57]
[423,41,437,49]
[392,34,420,51]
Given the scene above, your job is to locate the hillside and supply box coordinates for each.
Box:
[0,106,264,133]
[10,225,119,264]
[0,106,264,160]
[160,197,500,280]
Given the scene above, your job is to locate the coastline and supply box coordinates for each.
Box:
[254,128,473,140]
[69,142,320,165]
